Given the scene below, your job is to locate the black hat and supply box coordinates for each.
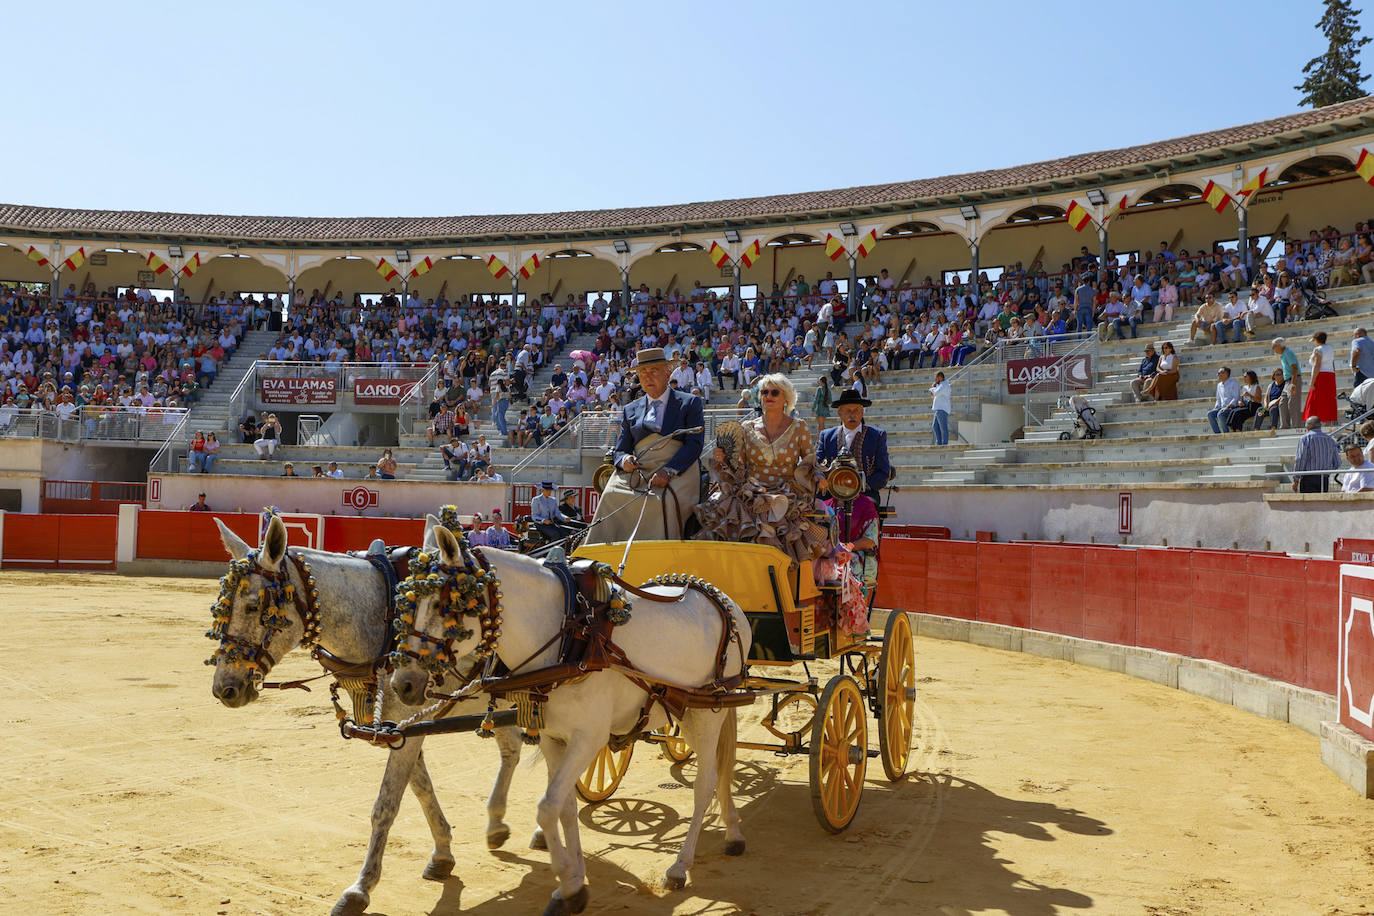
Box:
[830,388,872,408]
[540,480,554,489]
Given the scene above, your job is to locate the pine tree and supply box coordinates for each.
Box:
[1296,0,1371,107]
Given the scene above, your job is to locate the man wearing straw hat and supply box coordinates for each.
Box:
[584,347,704,544]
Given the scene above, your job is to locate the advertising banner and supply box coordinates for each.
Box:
[1005,354,1093,395]
[353,377,419,406]
[260,376,338,406]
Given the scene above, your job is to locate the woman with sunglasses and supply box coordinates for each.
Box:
[695,373,827,566]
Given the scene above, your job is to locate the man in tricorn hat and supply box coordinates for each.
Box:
[817,387,891,507]
[584,347,704,543]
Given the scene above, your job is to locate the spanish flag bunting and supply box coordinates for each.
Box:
[26,245,50,268]
[376,258,400,282]
[855,228,879,259]
[179,253,201,278]
[1065,200,1093,232]
[1102,194,1131,223]
[1358,149,1374,186]
[518,253,542,279]
[825,234,846,261]
[145,252,170,275]
[61,247,87,272]
[408,256,434,279]
[738,239,762,268]
[1202,180,1232,214]
[708,241,731,268]
[485,255,510,279]
[1238,168,1269,199]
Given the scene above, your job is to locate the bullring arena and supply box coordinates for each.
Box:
[7,90,1374,915]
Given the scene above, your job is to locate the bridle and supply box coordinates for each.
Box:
[205,549,321,684]
[390,539,504,684]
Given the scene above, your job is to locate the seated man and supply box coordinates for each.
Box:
[1217,291,1247,344]
[1189,293,1223,345]
[1207,367,1241,434]
[1340,443,1374,494]
[441,436,469,481]
[530,480,582,542]
[584,347,704,544]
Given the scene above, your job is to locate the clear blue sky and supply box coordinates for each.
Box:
[6,0,1370,219]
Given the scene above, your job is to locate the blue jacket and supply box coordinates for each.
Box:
[613,388,704,476]
[817,424,891,497]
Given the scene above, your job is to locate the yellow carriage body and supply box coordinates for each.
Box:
[572,540,863,662]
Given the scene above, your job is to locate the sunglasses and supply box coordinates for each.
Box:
[761,389,782,396]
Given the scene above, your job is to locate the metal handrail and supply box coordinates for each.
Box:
[398,360,443,435]
[1019,332,1101,428]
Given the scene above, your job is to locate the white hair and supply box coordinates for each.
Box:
[758,373,797,413]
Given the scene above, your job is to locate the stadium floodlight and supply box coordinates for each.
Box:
[838,221,858,237]
[959,205,979,220]
[395,249,411,263]
[613,239,631,254]
[1086,189,1108,206]
[723,228,741,243]
[167,244,184,258]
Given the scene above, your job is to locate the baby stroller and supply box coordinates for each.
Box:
[1341,378,1374,424]
[1297,276,1339,320]
[509,366,530,403]
[1058,394,1105,440]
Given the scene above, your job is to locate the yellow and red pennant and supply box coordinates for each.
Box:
[518,253,541,280]
[61,247,87,272]
[26,245,50,268]
[1065,200,1093,232]
[855,228,879,259]
[1238,167,1269,199]
[377,258,400,282]
[486,255,510,280]
[1358,149,1374,187]
[179,253,201,278]
[738,239,762,269]
[145,252,170,275]
[824,234,847,261]
[1202,180,1232,214]
[708,241,731,268]
[408,256,434,279]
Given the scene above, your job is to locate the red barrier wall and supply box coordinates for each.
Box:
[878,540,1344,697]
[323,516,426,554]
[2,514,116,570]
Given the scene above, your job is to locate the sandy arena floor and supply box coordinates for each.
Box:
[2,571,1372,915]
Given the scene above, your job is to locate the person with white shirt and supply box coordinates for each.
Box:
[1340,444,1374,493]
[1207,367,1243,434]
[1244,286,1275,337]
[1218,291,1248,344]
[326,461,344,479]
[930,371,952,446]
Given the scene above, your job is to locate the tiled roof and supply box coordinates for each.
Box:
[4,97,1374,246]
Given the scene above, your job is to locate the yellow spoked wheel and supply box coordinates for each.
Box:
[576,743,634,803]
[659,722,693,763]
[809,674,867,833]
[878,610,917,781]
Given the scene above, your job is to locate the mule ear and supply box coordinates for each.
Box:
[434,524,462,568]
[423,514,441,549]
[260,515,288,572]
[217,518,250,560]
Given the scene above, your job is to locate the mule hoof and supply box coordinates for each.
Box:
[530,828,548,851]
[542,885,589,916]
[422,857,454,881]
[329,891,368,916]
[486,825,511,850]
[663,873,686,891]
[724,839,746,857]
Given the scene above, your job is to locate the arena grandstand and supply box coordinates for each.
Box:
[3,95,1374,556]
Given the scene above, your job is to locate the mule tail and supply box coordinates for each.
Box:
[716,707,737,779]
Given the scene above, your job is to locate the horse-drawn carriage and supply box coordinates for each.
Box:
[206,452,914,912]
[570,539,916,832]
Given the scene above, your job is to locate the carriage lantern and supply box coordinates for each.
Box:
[824,448,864,504]
[591,450,617,494]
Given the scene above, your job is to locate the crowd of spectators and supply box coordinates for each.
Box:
[0,282,243,423]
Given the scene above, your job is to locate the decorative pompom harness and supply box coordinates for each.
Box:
[390,532,503,680]
[204,548,321,679]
